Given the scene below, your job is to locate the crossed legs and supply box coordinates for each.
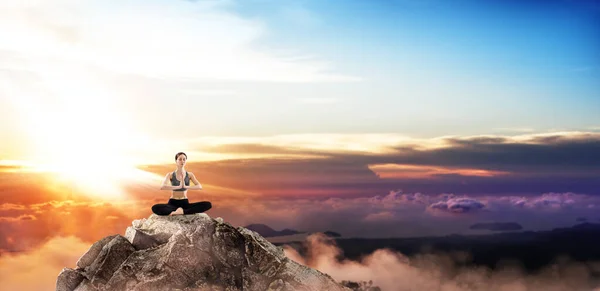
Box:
[152,199,212,216]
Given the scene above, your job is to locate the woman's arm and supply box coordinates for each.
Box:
[185,172,203,190]
[160,173,183,190]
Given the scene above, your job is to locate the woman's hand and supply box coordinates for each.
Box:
[176,171,187,189]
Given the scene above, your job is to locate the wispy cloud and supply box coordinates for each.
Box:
[368,164,509,179]
[493,127,536,133]
[180,131,600,158]
[295,97,339,104]
[0,0,358,83]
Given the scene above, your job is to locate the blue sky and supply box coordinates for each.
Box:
[0,0,598,162]
[224,0,600,134]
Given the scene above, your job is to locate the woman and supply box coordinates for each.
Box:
[151,152,212,216]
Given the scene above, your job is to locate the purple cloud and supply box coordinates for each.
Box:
[429,197,486,213]
[499,192,585,210]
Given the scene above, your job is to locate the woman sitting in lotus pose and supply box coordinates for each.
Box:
[151,152,212,216]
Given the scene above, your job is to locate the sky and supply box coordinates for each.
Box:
[0,0,599,290]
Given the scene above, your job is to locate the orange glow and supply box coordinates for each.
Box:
[368,164,510,179]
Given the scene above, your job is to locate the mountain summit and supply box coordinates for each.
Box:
[56,214,350,291]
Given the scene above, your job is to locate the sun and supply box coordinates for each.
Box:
[34,146,146,200]
[5,64,163,199]
[25,114,159,200]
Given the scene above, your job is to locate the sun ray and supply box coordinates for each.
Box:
[2,60,162,200]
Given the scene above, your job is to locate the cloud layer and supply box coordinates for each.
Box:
[169,131,600,197]
[284,233,600,291]
[0,236,90,291]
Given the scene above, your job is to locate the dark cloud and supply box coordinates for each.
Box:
[145,158,387,198]
[364,133,600,168]
[157,132,600,197]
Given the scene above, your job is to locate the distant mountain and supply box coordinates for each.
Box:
[469,222,523,231]
[576,217,588,222]
[568,222,600,230]
[323,231,342,238]
[244,224,304,237]
[277,223,600,273]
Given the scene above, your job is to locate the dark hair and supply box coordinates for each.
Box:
[175,152,187,161]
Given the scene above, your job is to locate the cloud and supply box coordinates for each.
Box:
[0,166,270,252]
[0,188,598,289]
[295,97,339,104]
[204,189,600,238]
[0,214,37,222]
[494,127,537,133]
[0,160,39,172]
[368,164,510,179]
[499,192,585,210]
[0,0,357,83]
[0,203,26,210]
[0,198,152,253]
[170,131,600,197]
[283,233,600,291]
[364,211,397,222]
[2,163,600,244]
[428,197,486,213]
[182,131,600,170]
[2,130,600,249]
[0,236,90,291]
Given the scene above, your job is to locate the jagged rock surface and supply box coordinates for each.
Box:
[340,280,382,291]
[56,214,351,291]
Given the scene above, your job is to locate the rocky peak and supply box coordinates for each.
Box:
[56,214,350,291]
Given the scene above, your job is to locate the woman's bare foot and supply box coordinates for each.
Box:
[171,208,184,215]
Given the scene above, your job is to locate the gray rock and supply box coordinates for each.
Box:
[56,268,85,291]
[58,214,350,291]
[340,280,382,291]
[87,235,136,288]
[76,235,117,269]
[124,228,160,250]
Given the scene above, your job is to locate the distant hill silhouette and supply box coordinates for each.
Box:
[469,222,523,231]
[324,231,341,238]
[244,224,304,237]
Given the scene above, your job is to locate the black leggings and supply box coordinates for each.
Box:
[152,199,212,216]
